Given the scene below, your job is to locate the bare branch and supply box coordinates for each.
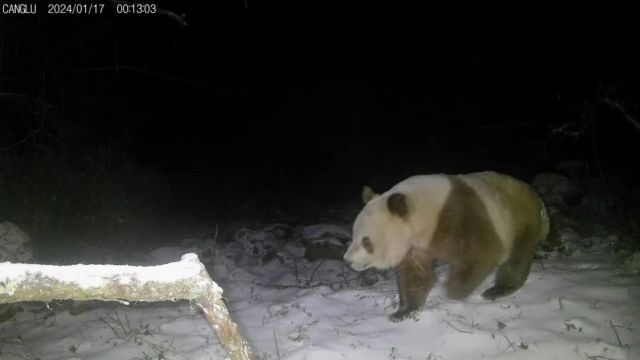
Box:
[603,97,640,133]
[549,120,589,140]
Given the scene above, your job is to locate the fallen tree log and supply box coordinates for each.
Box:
[0,253,253,360]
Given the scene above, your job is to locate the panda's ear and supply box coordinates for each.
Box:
[387,192,410,219]
[362,186,379,205]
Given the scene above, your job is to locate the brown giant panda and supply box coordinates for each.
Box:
[343,171,549,322]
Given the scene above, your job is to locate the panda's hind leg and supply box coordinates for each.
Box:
[482,229,538,301]
[446,257,497,300]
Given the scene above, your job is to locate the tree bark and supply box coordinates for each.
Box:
[0,253,253,360]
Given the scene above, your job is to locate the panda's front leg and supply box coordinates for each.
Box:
[390,248,435,322]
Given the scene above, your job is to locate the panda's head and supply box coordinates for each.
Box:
[343,186,413,271]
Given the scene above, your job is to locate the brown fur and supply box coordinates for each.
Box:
[390,174,545,322]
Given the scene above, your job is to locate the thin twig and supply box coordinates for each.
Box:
[501,331,517,351]
[209,224,219,265]
[604,97,640,133]
[292,257,300,286]
[590,111,603,178]
[443,320,473,334]
[609,320,623,347]
[99,315,122,339]
[585,353,614,360]
[308,259,326,284]
[549,120,588,139]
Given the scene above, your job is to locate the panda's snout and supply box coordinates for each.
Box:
[343,257,357,270]
[343,249,369,271]
[343,251,357,270]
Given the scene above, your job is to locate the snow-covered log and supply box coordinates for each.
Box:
[0,253,253,360]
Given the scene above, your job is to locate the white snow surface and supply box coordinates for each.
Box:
[1,224,639,360]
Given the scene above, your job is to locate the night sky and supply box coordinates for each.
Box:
[2,1,639,221]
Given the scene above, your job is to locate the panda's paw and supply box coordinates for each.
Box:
[389,309,419,322]
[481,285,515,301]
[389,311,407,322]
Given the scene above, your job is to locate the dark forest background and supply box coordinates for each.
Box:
[1,1,639,253]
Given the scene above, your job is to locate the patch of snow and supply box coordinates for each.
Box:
[147,246,203,264]
[2,227,639,360]
[0,253,210,290]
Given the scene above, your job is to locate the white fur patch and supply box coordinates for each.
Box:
[390,175,451,250]
[458,172,515,262]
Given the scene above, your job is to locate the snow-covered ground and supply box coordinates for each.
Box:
[1,223,639,360]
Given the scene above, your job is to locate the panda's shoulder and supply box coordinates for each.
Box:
[388,174,452,197]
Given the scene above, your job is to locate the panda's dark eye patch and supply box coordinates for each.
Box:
[362,236,374,254]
